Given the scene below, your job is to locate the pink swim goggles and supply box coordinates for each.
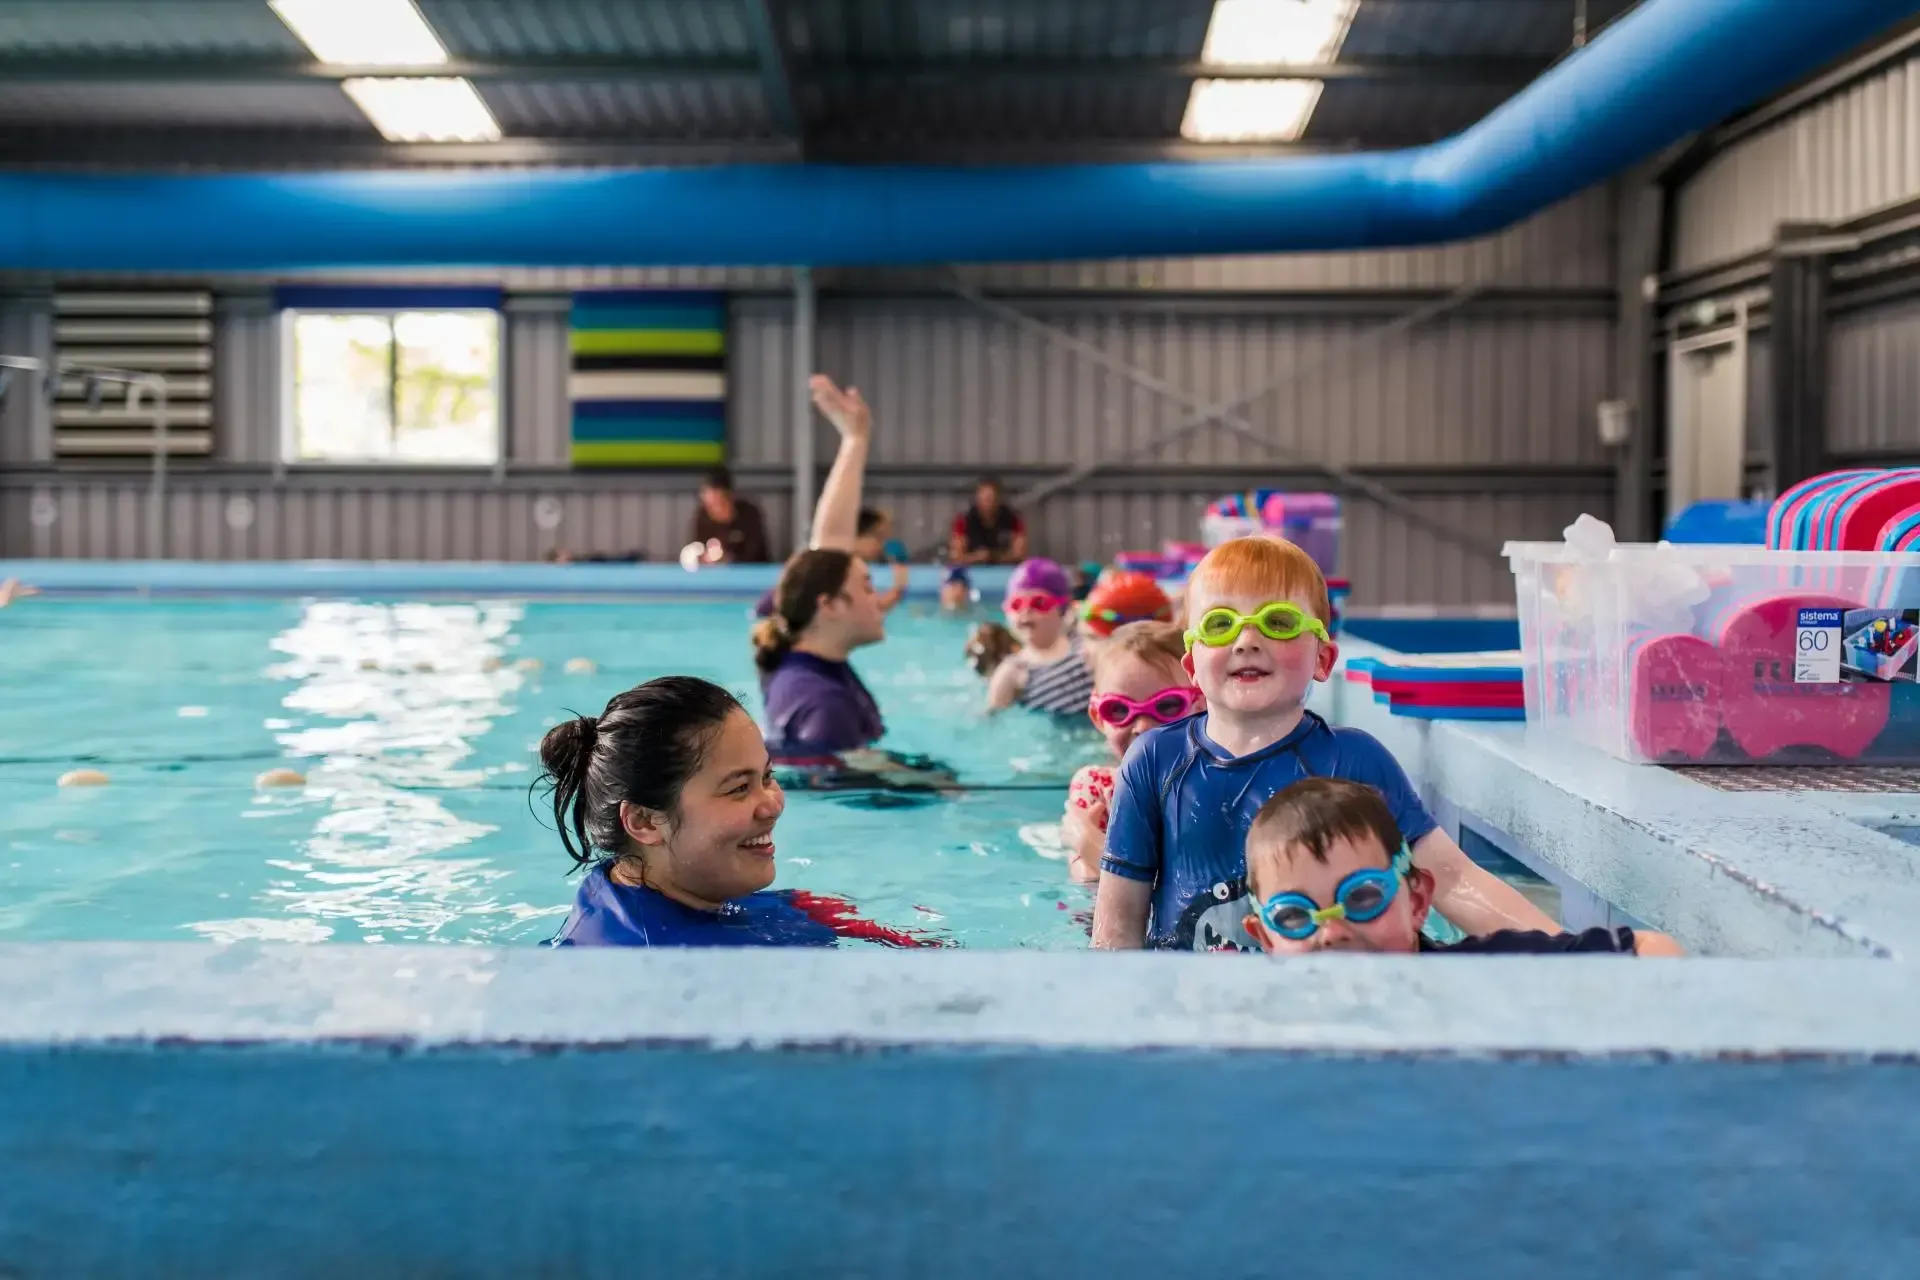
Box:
[1088,686,1204,730]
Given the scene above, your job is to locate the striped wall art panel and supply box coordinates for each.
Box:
[569,290,727,468]
[54,290,214,459]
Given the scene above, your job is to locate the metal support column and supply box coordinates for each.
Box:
[790,267,817,553]
[1612,173,1664,542]
[1770,225,1836,495]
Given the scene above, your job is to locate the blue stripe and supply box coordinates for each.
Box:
[569,306,726,332]
[573,289,725,308]
[573,399,724,422]
[275,285,503,310]
[570,416,726,443]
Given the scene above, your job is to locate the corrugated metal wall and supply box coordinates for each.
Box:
[1830,297,1920,456]
[0,190,1616,605]
[1671,52,1920,272]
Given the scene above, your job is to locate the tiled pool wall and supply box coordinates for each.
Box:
[3,561,1916,1273]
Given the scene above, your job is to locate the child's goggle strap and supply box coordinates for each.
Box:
[1254,846,1413,940]
[1082,600,1172,625]
[1184,601,1330,650]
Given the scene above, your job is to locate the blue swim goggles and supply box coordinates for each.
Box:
[1253,846,1413,941]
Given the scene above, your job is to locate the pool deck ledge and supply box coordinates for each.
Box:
[2,946,1919,1275]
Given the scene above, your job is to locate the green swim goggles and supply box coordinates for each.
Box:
[1184,601,1329,651]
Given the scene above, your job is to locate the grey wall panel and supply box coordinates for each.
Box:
[1746,330,1773,459]
[3,477,793,567]
[1673,54,1920,271]
[0,295,53,464]
[894,188,1616,292]
[728,298,800,469]
[213,299,277,464]
[1830,298,1920,456]
[506,307,571,465]
[797,302,1612,471]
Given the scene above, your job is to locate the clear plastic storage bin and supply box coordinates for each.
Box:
[1507,540,1920,765]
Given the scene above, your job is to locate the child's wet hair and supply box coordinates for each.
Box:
[965,621,1020,676]
[1186,536,1330,624]
[1092,621,1187,686]
[1245,778,1403,894]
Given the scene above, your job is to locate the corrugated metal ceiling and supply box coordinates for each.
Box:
[0,0,1637,165]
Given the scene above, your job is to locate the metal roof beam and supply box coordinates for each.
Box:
[743,0,804,146]
[0,53,1548,86]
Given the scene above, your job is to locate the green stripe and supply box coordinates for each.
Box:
[570,329,725,357]
[571,440,727,467]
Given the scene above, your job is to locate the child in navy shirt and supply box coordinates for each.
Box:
[1241,777,1685,956]
[1094,536,1561,952]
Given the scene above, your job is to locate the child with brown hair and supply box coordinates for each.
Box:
[1060,621,1203,882]
[1092,535,1559,952]
[1243,777,1683,956]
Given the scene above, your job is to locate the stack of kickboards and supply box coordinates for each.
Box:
[1622,467,1920,763]
[1344,652,1523,722]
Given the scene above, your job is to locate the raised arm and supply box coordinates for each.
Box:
[806,375,872,553]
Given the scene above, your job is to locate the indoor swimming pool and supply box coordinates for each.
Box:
[0,592,1559,948]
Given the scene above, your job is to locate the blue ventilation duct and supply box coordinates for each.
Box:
[0,0,1909,271]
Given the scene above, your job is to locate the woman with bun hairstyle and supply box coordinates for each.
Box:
[541,676,938,947]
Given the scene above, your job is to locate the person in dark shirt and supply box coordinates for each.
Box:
[689,467,771,564]
[540,675,938,948]
[948,476,1028,565]
[1240,778,1685,957]
[752,549,889,755]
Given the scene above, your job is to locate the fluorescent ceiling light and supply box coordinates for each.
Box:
[1200,0,1359,67]
[1182,0,1356,141]
[343,77,502,142]
[1181,78,1325,142]
[269,0,449,68]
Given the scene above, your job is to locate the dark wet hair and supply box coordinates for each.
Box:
[537,676,744,869]
[1248,777,1403,869]
[702,467,734,493]
[856,507,886,537]
[751,549,855,673]
[975,475,1004,497]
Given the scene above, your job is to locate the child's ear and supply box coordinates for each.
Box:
[1313,638,1340,682]
[1404,867,1436,931]
[1244,912,1279,954]
[1181,650,1197,681]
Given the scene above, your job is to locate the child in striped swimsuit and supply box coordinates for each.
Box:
[985,558,1097,718]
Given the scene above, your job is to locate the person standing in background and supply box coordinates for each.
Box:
[691,467,772,563]
[948,476,1027,565]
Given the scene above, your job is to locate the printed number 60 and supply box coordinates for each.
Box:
[1798,630,1831,653]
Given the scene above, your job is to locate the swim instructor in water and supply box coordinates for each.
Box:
[541,676,937,947]
[753,375,889,755]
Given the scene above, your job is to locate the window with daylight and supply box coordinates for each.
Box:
[283,310,501,465]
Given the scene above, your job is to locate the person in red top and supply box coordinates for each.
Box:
[948,476,1028,565]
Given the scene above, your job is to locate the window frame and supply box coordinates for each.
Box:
[278,306,505,468]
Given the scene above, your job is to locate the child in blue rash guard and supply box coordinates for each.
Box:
[1242,778,1685,957]
[1092,535,1559,952]
[540,676,940,948]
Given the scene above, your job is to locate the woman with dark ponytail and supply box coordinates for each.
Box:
[753,376,894,757]
[540,676,939,947]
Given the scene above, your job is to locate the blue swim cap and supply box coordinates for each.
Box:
[944,566,972,588]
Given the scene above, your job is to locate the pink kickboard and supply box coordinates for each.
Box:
[1628,633,1723,761]
[1717,594,1890,759]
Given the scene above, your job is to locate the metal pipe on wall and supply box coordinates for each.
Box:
[790,269,816,553]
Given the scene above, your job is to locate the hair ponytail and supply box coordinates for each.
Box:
[534,678,743,871]
[537,715,599,866]
[753,549,855,674]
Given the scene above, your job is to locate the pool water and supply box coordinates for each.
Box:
[0,598,1106,947]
